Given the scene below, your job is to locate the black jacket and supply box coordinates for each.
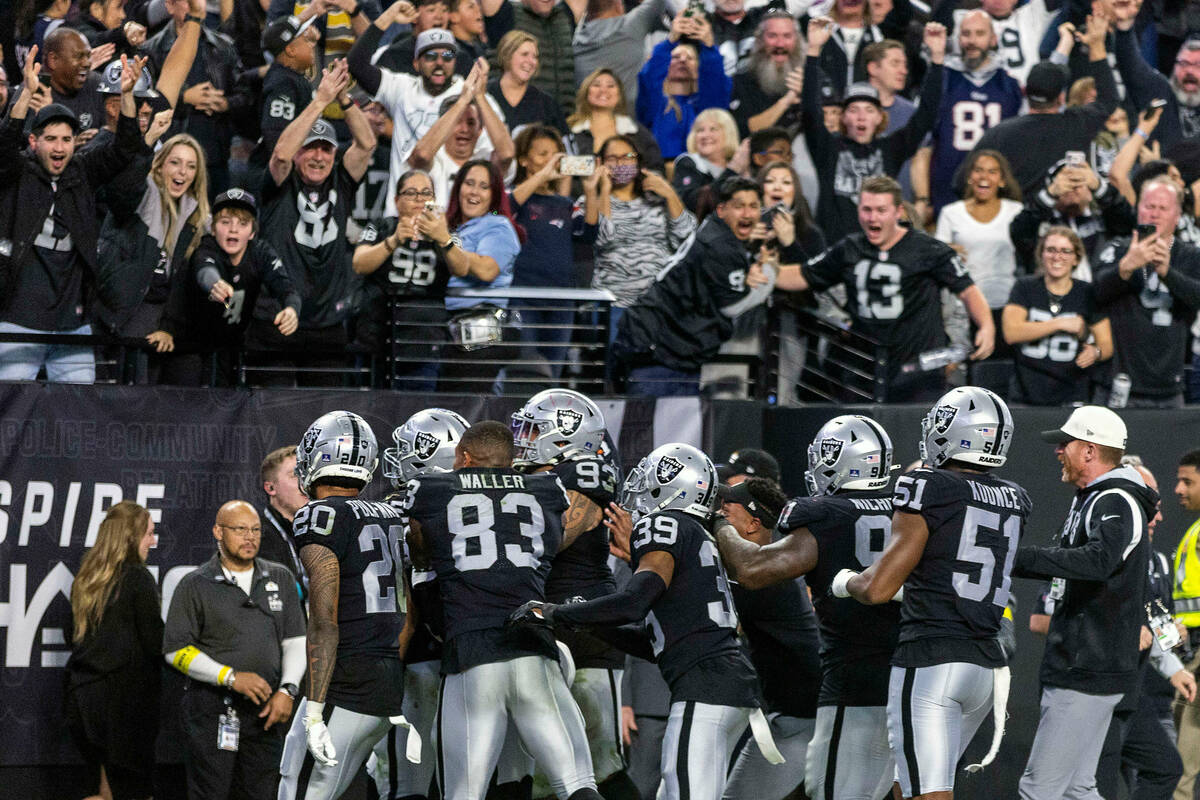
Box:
[1008,175,1135,272]
[614,215,767,372]
[1014,465,1155,695]
[0,109,145,319]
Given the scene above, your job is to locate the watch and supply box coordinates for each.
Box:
[348,3,363,15]
[185,13,204,24]
[279,683,299,699]
[441,234,463,251]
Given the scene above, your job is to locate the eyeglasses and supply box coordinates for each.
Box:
[422,50,456,63]
[399,188,436,199]
[603,152,638,164]
[1177,58,1200,68]
[218,524,262,538]
[1043,247,1076,256]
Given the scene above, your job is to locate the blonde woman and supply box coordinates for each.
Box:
[100,133,210,376]
[487,30,568,134]
[671,107,749,212]
[566,67,663,171]
[65,501,162,800]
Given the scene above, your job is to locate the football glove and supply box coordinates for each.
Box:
[507,600,556,629]
[304,702,338,767]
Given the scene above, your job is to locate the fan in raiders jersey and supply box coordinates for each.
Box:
[353,170,456,392]
[839,387,1031,800]
[776,175,994,402]
[403,420,602,800]
[510,443,783,800]
[509,389,639,800]
[369,407,469,800]
[280,411,415,800]
[714,415,901,800]
[257,61,375,375]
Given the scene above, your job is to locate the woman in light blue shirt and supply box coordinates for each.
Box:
[418,159,522,392]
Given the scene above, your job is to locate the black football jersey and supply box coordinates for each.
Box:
[1007,275,1105,405]
[778,491,901,707]
[292,495,408,713]
[890,468,1032,668]
[801,230,974,378]
[404,468,570,644]
[630,510,746,697]
[545,455,620,602]
[357,218,452,299]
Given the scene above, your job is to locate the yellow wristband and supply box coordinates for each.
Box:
[217,665,232,685]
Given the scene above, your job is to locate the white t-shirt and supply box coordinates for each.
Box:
[222,564,254,596]
[935,198,1023,308]
[375,70,504,215]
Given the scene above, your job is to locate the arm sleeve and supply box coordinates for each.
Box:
[1113,28,1180,147]
[884,64,944,165]
[588,623,658,662]
[637,41,673,128]
[1163,258,1200,312]
[800,55,836,170]
[1092,245,1136,304]
[347,23,385,96]
[164,645,227,684]
[1014,491,1143,581]
[696,44,732,111]
[280,635,307,686]
[1150,635,1186,679]
[130,567,164,663]
[1095,179,1136,238]
[257,242,303,314]
[1076,53,1119,138]
[799,242,843,292]
[552,570,668,628]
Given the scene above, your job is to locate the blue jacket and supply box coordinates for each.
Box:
[636,39,731,160]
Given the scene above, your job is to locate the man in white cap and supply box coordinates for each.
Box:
[1013,406,1157,800]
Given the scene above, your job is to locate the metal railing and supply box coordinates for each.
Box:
[766,306,888,403]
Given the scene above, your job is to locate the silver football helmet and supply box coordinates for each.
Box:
[621,443,718,521]
[383,408,470,487]
[511,388,606,467]
[920,386,1014,468]
[805,415,894,496]
[295,410,379,494]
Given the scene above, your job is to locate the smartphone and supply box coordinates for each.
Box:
[37,72,51,86]
[1065,151,1086,168]
[761,203,786,223]
[683,0,706,17]
[1148,97,1168,110]
[560,155,596,177]
[1137,223,1157,239]
[424,200,439,214]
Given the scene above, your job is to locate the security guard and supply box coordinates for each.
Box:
[164,500,306,799]
[1171,449,1200,800]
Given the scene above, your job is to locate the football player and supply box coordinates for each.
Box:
[403,420,601,800]
[510,389,640,800]
[510,443,783,800]
[840,387,1032,800]
[774,175,994,403]
[713,415,901,800]
[369,408,469,800]
[280,411,415,800]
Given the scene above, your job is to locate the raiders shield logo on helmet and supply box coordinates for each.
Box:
[414,431,440,460]
[656,456,684,485]
[934,405,958,435]
[556,408,583,436]
[819,438,843,466]
[301,426,321,454]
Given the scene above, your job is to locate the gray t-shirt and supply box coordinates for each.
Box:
[573,0,671,107]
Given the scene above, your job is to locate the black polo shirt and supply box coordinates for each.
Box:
[163,554,305,688]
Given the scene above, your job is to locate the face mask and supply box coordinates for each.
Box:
[609,163,639,186]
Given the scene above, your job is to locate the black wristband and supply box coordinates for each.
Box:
[349,3,362,15]
[185,13,204,24]
[339,98,353,110]
[541,603,558,626]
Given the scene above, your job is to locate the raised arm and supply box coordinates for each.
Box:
[339,72,378,181]
[347,0,416,96]
[407,63,483,169]
[269,62,351,186]
[154,0,204,108]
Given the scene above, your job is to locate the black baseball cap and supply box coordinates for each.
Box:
[31,103,80,133]
[842,82,881,108]
[1025,61,1069,105]
[213,187,258,217]
[717,481,784,529]
[716,448,781,483]
[262,15,316,57]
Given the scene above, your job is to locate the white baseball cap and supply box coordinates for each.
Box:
[1040,405,1127,449]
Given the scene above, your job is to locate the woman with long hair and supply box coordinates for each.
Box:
[566,68,663,171]
[1002,226,1112,404]
[417,159,523,392]
[586,134,695,339]
[105,133,210,379]
[671,107,749,213]
[935,148,1023,360]
[487,30,568,135]
[65,501,162,800]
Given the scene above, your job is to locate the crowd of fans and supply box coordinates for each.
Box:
[4,0,1200,402]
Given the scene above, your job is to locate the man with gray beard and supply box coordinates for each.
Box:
[1110,4,1199,146]
[731,11,805,137]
